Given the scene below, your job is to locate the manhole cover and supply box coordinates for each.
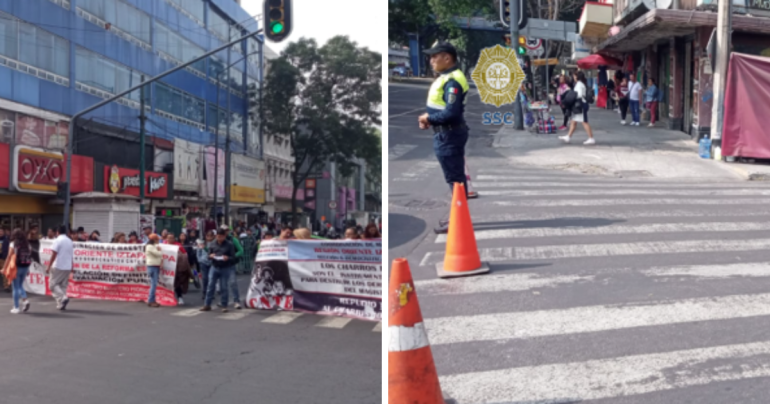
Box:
[389,198,449,211]
[614,170,652,178]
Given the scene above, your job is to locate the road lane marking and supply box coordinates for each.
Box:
[492,198,770,207]
[478,188,770,197]
[434,220,770,243]
[414,263,770,296]
[442,209,770,223]
[315,316,353,329]
[392,161,440,182]
[441,340,770,403]
[473,178,766,188]
[172,309,203,317]
[420,238,770,266]
[262,311,303,324]
[218,311,252,320]
[388,144,419,160]
[388,107,425,118]
[372,322,382,332]
[425,292,770,345]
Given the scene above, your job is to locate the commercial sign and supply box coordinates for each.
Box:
[230,154,266,204]
[11,146,64,194]
[203,146,225,199]
[104,165,169,199]
[273,184,304,200]
[0,143,8,189]
[246,240,382,321]
[174,139,202,192]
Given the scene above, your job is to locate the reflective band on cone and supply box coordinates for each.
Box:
[389,322,430,352]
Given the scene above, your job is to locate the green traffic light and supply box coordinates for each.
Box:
[271,21,284,34]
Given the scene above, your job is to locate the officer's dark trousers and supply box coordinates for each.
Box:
[434,128,469,199]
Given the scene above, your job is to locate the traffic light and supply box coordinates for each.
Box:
[263,0,292,43]
[499,0,528,30]
[56,182,69,200]
[518,36,526,55]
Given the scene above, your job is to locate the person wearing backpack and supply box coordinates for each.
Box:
[645,78,660,127]
[559,71,596,145]
[4,229,32,313]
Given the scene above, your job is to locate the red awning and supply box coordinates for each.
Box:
[722,53,770,159]
[577,54,623,70]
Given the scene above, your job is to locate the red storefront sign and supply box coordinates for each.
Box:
[0,143,9,189]
[104,165,168,199]
[9,146,93,194]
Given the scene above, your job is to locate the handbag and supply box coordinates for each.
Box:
[2,251,17,281]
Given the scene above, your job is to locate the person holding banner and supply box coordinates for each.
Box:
[200,228,236,313]
[145,234,163,308]
[46,225,73,310]
[362,224,381,240]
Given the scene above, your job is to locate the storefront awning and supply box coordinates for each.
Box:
[597,9,770,53]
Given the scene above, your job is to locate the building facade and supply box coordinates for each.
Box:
[0,0,264,234]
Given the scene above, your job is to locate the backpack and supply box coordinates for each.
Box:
[16,245,31,267]
[560,90,577,109]
[585,88,595,104]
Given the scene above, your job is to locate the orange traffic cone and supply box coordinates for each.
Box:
[465,161,478,199]
[388,258,445,403]
[437,183,490,278]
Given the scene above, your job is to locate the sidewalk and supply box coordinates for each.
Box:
[491,107,753,181]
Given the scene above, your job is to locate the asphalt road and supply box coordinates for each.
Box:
[0,275,381,404]
[388,81,770,403]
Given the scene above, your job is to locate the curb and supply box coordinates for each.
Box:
[721,162,770,181]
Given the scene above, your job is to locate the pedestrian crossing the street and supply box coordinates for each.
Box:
[410,166,770,403]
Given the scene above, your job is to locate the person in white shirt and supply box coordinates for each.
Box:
[559,71,596,145]
[628,74,643,126]
[46,225,73,310]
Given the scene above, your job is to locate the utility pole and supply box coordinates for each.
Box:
[139,75,146,214]
[224,25,232,227]
[710,0,732,143]
[511,1,524,129]
[214,76,221,226]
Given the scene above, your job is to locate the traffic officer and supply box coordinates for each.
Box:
[418,42,470,234]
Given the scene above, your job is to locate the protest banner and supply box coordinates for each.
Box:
[28,240,179,306]
[246,239,382,321]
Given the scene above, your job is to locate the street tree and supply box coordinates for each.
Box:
[259,36,381,228]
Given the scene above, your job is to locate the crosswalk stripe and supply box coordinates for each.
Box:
[372,322,382,332]
[440,340,770,403]
[262,311,303,324]
[420,238,770,266]
[388,144,418,160]
[446,209,770,223]
[492,198,770,207]
[414,263,770,296]
[172,308,203,317]
[478,188,770,197]
[434,220,770,243]
[315,316,353,329]
[425,292,770,346]
[473,179,765,188]
[392,161,440,182]
[218,311,252,320]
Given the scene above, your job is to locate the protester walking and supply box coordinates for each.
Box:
[2,229,32,313]
[345,228,360,240]
[89,230,101,242]
[556,76,572,130]
[362,224,381,240]
[180,232,200,290]
[0,228,10,292]
[141,226,152,244]
[223,226,244,309]
[201,228,235,313]
[645,78,659,127]
[293,228,312,240]
[145,234,163,308]
[628,73,643,126]
[196,233,214,300]
[46,225,73,310]
[559,71,596,145]
[617,76,630,124]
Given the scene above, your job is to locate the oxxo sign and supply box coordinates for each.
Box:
[11,146,64,194]
[105,165,169,199]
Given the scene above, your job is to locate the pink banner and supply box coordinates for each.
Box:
[204,146,225,198]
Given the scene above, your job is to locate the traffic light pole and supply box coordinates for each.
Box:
[511,2,524,130]
[62,28,263,227]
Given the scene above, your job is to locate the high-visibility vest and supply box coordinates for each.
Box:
[426,69,469,110]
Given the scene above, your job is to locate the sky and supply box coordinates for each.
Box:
[242,0,385,56]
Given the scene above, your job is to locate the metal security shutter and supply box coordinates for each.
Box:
[113,211,139,238]
[74,211,110,240]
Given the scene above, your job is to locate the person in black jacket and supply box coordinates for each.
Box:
[200,229,235,313]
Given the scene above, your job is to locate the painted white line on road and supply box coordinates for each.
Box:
[426,292,770,345]
[439,209,770,223]
[372,322,382,333]
[388,144,419,161]
[492,198,770,207]
[420,238,770,266]
[478,188,770,197]
[172,309,203,317]
[434,220,770,243]
[388,107,425,118]
[218,311,252,320]
[262,311,303,324]
[415,263,770,297]
[392,161,440,182]
[441,340,770,403]
[315,316,353,329]
[473,179,764,188]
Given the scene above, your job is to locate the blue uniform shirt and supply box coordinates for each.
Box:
[427,66,468,156]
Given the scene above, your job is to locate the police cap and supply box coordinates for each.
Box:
[423,42,458,59]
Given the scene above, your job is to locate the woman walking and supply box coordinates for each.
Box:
[556,76,572,131]
[645,78,659,127]
[145,234,163,308]
[3,229,32,313]
[617,76,630,125]
[559,71,595,145]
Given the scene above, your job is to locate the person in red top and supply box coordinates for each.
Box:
[165,233,186,255]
